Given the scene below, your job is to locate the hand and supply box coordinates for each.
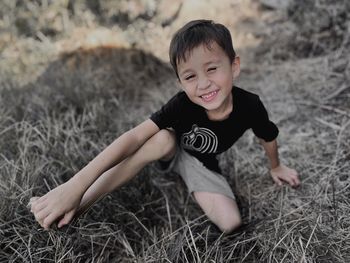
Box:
[270,164,300,187]
[29,180,83,230]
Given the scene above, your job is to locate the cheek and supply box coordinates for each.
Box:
[213,72,232,85]
[182,86,195,99]
[221,71,234,84]
[182,83,197,94]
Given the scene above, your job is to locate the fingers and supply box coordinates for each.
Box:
[30,199,48,214]
[30,204,76,230]
[271,166,301,187]
[271,175,283,186]
[284,169,300,187]
[29,195,47,210]
[29,196,57,229]
[27,197,39,210]
[42,211,62,230]
[33,195,48,204]
[35,209,62,230]
[34,207,51,223]
[31,202,54,229]
[282,173,296,187]
[291,170,301,186]
[58,210,75,228]
[29,196,39,205]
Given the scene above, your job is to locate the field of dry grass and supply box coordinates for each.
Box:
[1,0,349,262]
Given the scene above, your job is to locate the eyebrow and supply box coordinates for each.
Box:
[179,69,193,78]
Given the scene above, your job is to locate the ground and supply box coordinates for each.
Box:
[0,0,349,262]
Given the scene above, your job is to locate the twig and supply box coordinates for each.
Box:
[299,215,320,263]
[314,117,341,130]
[322,83,350,101]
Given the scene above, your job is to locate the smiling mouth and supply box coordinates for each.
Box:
[200,90,218,102]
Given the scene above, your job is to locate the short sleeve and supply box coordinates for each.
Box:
[251,97,279,142]
[150,92,184,129]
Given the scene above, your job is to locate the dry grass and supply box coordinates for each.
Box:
[1,0,350,262]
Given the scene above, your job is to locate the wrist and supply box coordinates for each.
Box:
[68,173,89,195]
[270,158,281,170]
[270,160,280,170]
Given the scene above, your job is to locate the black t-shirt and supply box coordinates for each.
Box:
[150,86,278,173]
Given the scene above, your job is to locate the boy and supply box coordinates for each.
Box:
[30,20,300,233]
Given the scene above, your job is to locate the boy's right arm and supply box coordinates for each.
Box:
[30,119,160,229]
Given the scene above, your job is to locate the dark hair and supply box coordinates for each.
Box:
[169,19,236,78]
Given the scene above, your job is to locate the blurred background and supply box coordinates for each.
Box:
[1,0,350,262]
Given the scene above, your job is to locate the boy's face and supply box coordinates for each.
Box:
[177,42,240,116]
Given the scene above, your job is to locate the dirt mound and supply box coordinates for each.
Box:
[2,46,177,122]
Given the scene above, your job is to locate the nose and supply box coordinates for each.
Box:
[197,75,211,90]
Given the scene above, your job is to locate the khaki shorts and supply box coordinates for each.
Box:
[156,148,235,200]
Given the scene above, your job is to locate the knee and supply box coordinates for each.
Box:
[146,129,176,159]
[217,215,242,234]
[154,129,176,154]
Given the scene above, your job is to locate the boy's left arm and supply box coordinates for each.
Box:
[259,139,300,187]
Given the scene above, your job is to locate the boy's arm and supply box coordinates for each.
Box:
[259,139,300,187]
[30,119,160,229]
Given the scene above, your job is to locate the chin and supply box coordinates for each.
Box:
[200,101,223,111]
[203,94,223,106]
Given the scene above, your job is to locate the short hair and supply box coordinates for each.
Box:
[169,19,236,78]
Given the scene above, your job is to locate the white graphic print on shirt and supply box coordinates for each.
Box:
[181,124,218,154]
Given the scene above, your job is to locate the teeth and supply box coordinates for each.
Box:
[202,91,217,99]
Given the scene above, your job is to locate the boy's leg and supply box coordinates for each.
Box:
[76,129,177,217]
[193,191,242,234]
[172,149,241,234]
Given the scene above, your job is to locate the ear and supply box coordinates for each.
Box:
[231,56,241,80]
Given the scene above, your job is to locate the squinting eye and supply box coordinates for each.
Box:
[208,67,217,72]
[185,75,195,80]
